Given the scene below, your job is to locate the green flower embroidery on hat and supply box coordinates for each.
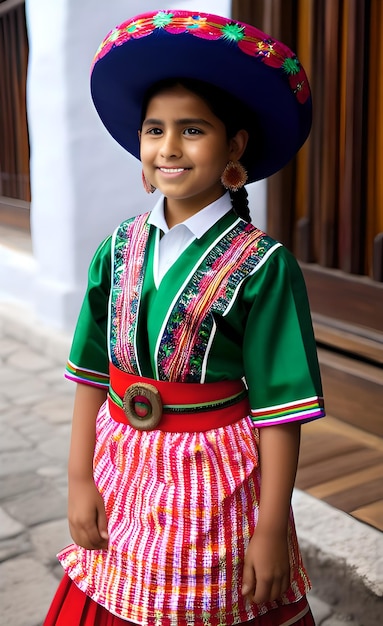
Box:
[126,23,139,34]
[153,11,174,28]
[109,28,120,42]
[221,22,245,42]
[282,56,300,75]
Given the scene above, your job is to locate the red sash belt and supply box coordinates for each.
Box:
[108,362,250,432]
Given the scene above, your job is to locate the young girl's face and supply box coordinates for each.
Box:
[140,85,247,218]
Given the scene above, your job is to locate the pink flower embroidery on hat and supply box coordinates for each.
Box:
[190,17,222,40]
[281,58,310,104]
[164,13,215,37]
[92,11,310,106]
[93,19,156,65]
[289,68,310,103]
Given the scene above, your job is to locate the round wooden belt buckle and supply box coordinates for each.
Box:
[123,382,162,431]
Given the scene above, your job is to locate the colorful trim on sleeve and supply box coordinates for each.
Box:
[251,395,325,427]
[65,360,109,389]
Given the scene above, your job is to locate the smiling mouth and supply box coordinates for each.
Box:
[158,167,189,173]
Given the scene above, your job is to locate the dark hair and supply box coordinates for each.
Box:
[142,78,259,223]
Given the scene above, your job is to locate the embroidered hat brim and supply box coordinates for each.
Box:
[90,10,312,183]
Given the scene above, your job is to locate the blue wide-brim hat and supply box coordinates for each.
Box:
[90,10,312,183]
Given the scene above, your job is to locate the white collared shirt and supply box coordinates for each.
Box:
[147,193,233,287]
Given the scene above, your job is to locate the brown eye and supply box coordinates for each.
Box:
[184,127,202,136]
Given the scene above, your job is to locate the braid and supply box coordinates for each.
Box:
[229,187,251,223]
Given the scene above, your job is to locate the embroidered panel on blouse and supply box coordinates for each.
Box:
[155,222,278,382]
[109,213,151,376]
[109,212,279,382]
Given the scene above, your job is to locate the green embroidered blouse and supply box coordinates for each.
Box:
[66,210,324,426]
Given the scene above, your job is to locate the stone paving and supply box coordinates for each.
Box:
[0,302,371,626]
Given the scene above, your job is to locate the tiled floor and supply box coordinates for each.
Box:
[297,415,383,531]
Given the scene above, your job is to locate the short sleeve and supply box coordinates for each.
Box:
[243,246,325,426]
[65,236,112,389]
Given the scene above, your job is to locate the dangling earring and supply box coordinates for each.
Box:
[142,170,156,194]
[221,161,248,192]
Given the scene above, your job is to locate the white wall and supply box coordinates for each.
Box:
[0,0,266,331]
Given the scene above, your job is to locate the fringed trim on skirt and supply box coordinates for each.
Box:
[44,575,315,626]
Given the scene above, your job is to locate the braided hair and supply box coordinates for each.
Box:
[229,188,251,223]
[142,78,258,224]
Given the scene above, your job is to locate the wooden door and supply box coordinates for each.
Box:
[0,0,30,229]
[232,0,383,436]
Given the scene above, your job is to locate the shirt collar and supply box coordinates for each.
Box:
[147,192,233,239]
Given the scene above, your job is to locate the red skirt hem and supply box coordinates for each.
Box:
[44,574,315,626]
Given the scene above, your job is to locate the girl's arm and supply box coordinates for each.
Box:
[242,422,301,604]
[67,383,109,550]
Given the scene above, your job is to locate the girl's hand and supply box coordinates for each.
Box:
[68,476,109,550]
[241,527,290,604]
[242,422,301,604]
[67,384,108,550]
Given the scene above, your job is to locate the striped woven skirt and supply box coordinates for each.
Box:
[57,401,311,625]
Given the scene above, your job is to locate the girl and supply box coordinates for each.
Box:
[44,10,325,626]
